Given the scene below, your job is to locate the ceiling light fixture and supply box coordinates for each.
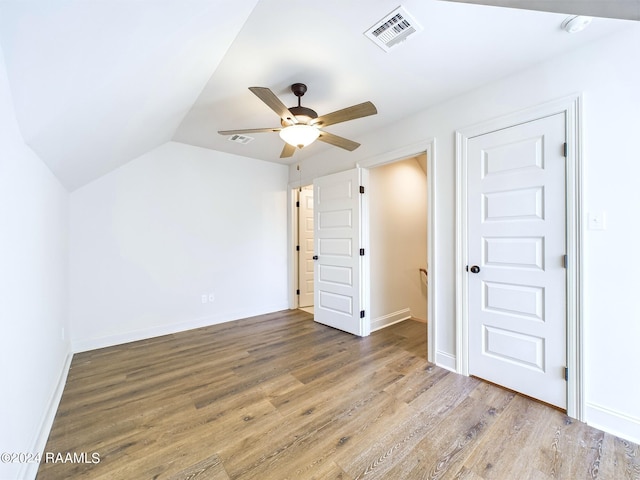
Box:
[562,15,593,33]
[279,124,320,149]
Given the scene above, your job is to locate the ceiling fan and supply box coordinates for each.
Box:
[218,83,377,158]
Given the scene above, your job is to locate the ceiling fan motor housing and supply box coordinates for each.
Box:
[291,83,307,96]
[282,106,318,126]
[280,83,318,125]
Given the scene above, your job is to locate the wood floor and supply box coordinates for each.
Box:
[38,310,639,479]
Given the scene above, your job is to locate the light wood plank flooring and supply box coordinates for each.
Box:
[38,310,639,479]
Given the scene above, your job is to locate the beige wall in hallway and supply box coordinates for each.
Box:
[369,156,428,325]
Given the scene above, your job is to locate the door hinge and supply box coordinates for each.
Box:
[296,200,300,207]
[359,185,365,194]
[564,367,568,381]
[360,310,365,318]
[296,245,300,251]
[563,142,568,158]
[360,248,365,256]
[563,254,568,268]
[296,289,300,295]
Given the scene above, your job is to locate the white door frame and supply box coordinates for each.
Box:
[287,139,436,361]
[455,94,584,420]
[289,186,301,310]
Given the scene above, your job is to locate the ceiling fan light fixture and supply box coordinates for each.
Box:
[279,124,320,149]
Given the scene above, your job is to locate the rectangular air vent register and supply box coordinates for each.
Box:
[364,6,423,52]
[228,134,254,144]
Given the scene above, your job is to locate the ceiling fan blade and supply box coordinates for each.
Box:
[249,87,298,124]
[218,127,281,135]
[317,131,360,151]
[280,143,297,158]
[312,101,377,128]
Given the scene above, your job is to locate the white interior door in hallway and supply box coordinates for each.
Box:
[466,113,567,409]
[313,167,368,336]
[297,187,314,308]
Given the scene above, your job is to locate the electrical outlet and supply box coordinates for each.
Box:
[208,293,215,303]
[201,294,208,304]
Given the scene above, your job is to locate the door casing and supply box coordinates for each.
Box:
[455,94,584,420]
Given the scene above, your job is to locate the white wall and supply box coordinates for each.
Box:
[293,27,640,442]
[369,157,428,329]
[0,44,70,480]
[70,141,289,351]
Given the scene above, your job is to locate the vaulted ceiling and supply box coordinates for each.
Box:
[0,0,635,190]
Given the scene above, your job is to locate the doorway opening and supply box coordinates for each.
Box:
[287,139,437,361]
[296,185,314,315]
[369,155,428,337]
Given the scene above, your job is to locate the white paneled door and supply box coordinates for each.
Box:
[298,188,315,308]
[467,113,567,409]
[313,168,366,336]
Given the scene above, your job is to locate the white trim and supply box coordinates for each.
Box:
[358,139,434,169]
[585,402,640,445]
[428,141,437,365]
[18,351,73,480]
[455,94,584,420]
[359,167,371,337]
[287,186,299,310]
[370,308,412,332]
[71,304,288,353]
[455,129,469,376]
[564,96,584,421]
[436,351,457,372]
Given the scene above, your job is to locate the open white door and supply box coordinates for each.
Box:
[298,188,314,308]
[313,168,367,336]
[467,113,567,409]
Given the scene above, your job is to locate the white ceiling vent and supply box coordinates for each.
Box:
[228,134,254,145]
[364,6,423,52]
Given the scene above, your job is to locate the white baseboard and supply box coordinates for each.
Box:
[18,350,73,480]
[435,350,457,372]
[71,303,289,353]
[585,402,640,444]
[370,308,412,332]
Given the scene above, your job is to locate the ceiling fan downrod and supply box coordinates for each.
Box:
[288,83,317,124]
[291,83,307,106]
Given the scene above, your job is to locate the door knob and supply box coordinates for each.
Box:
[313,255,318,260]
[469,265,481,274]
